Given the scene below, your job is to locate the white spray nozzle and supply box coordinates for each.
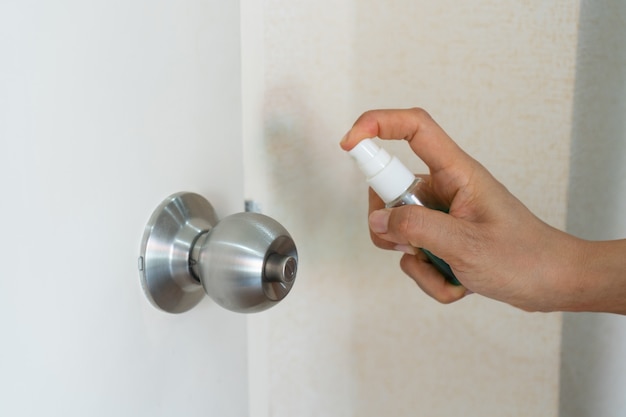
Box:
[348,138,392,178]
[348,138,416,204]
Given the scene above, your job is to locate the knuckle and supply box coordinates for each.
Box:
[408,107,433,123]
[396,213,413,236]
[354,110,380,134]
[394,206,423,243]
[447,223,484,269]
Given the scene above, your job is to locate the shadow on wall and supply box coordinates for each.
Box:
[260,82,366,258]
[561,1,626,416]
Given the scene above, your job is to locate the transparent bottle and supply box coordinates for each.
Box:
[348,139,461,286]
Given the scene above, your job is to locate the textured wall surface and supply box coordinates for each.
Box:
[242,1,580,416]
[561,1,626,416]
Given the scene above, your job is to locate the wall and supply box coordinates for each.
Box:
[242,1,580,416]
[0,1,248,416]
[561,1,626,416]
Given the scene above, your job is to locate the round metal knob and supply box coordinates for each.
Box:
[139,192,298,314]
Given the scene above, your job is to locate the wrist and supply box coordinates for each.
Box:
[563,238,626,314]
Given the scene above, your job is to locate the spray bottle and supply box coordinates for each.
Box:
[348,138,461,286]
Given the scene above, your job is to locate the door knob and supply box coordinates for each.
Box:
[138,192,298,313]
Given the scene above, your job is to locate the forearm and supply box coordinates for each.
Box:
[565,238,626,314]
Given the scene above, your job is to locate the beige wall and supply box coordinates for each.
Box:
[243,1,580,416]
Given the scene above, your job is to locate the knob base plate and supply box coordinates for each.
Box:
[139,192,218,313]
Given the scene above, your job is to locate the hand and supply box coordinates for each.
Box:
[340,108,607,312]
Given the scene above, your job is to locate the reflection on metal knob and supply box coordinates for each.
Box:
[139,192,298,314]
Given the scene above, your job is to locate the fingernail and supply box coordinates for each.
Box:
[394,244,417,255]
[369,209,390,234]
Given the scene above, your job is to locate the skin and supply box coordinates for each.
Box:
[340,108,626,314]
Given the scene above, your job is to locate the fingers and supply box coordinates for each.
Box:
[345,108,479,306]
[340,108,472,173]
[368,187,394,250]
[400,253,468,304]
[369,204,468,264]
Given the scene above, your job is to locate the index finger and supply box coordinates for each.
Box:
[340,108,470,173]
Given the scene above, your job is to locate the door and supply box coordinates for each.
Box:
[0,1,248,416]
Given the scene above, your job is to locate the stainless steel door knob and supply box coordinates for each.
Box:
[139,192,298,313]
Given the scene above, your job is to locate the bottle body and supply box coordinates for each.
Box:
[387,178,461,286]
[347,138,461,286]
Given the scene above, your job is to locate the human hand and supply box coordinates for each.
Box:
[340,108,590,312]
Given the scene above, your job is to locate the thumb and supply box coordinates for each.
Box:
[369,205,470,266]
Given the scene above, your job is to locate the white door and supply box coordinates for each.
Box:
[0,1,248,416]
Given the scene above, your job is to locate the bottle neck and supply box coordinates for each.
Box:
[367,156,416,204]
[385,178,424,208]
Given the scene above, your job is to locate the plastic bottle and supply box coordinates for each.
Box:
[348,138,461,286]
